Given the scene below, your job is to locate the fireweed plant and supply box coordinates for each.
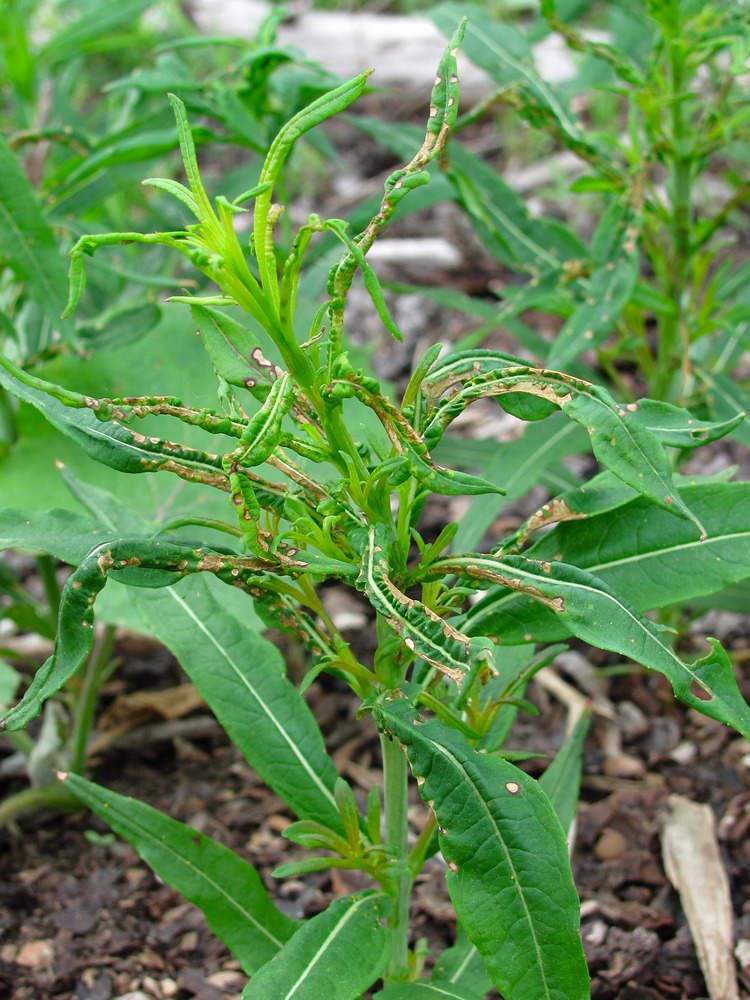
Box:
[2,24,750,1000]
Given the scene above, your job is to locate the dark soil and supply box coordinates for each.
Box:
[2,620,750,1000]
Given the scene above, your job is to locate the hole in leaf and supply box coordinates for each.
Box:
[690,679,713,702]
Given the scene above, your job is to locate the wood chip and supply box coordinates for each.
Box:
[661,794,739,1000]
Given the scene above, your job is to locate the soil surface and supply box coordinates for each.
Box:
[3,616,750,1000]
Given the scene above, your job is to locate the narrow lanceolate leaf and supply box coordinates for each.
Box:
[481,479,750,632]
[538,709,591,838]
[447,144,585,274]
[1,536,344,832]
[255,72,371,313]
[242,892,391,1000]
[430,925,493,998]
[167,93,214,222]
[0,137,75,343]
[232,371,294,467]
[0,509,112,565]
[323,219,403,341]
[427,16,466,136]
[126,578,344,834]
[632,399,745,449]
[374,697,589,1000]
[527,481,750,610]
[547,194,640,370]
[356,527,489,687]
[0,538,227,730]
[0,355,227,486]
[697,369,750,449]
[422,362,704,534]
[59,772,298,975]
[441,553,750,740]
[191,304,265,391]
[374,982,483,999]
[432,4,585,147]
[547,252,639,370]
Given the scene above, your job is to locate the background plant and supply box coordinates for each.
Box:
[347,0,750,555]
[0,0,352,830]
[2,17,750,1000]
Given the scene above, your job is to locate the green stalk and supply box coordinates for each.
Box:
[0,385,17,449]
[68,623,116,775]
[656,7,693,402]
[380,726,413,982]
[0,783,79,829]
[36,554,61,621]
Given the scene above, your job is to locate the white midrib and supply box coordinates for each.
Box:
[166,588,337,812]
[282,896,373,1000]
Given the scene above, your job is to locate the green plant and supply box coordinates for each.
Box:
[0,2,350,812]
[0,0,339,376]
[3,24,750,999]
[350,0,750,553]
[360,1,750,404]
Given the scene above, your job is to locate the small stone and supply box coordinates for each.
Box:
[583,918,608,946]
[16,938,55,968]
[594,827,629,860]
[618,700,649,742]
[206,970,246,990]
[668,740,697,764]
[602,752,646,778]
[179,930,199,953]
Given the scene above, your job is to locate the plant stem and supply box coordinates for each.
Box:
[69,623,116,775]
[2,727,35,757]
[656,7,693,402]
[0,782,79,829]
[36,554,61,621]
[381,727,412,983]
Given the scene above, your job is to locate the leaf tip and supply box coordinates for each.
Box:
[54,769,69,782]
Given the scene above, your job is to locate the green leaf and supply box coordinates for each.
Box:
[447,144,585,274]
[100,575,346,836]
[242,892,391,1000]
[374,982,483,999]
[255,72,371,314]
[0,137,76,345]
[192,305,264,390]
[428,17,466,135]
[1,539,344,833]
[432,3,585,146]
[633,399,745,448]
[323,219,403,341]
[375,697,590,1000]
[424,359,703,534]
[430,924,494,998]
[0,355,227,482]
[77,300,161,351]
[538,710,591,837]
[39,0,156,67]
[446,552,750,739]
[528,481,750,609]
[356,526,491,687]
[234,371,294,467]
[59,772,298,975]
[0,508,114,565]
[547,253,639,369]
[697,369,750,449]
